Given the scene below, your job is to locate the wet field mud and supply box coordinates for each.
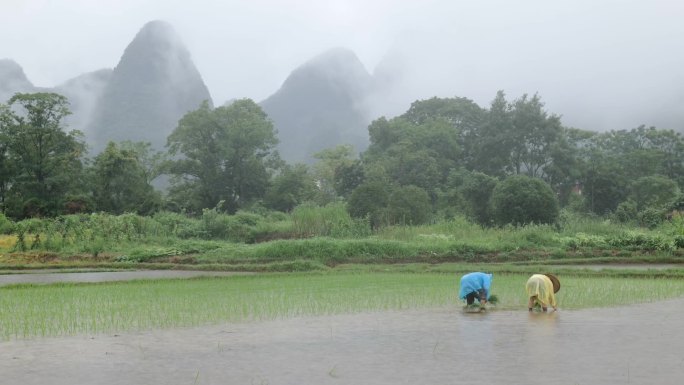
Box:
[2,296,683,385]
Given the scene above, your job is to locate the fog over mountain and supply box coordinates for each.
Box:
[1,21,212,154]
[88,20,212,153]
[2,1,683,158]
[0,59,37,102]
[0,59,109,137]
[3,22,385,162]
[54,69,112,139]
[261,48,374,163]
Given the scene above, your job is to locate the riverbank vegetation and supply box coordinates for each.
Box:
[1,206,683,272]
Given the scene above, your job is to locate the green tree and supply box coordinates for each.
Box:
[400,96,485,168]
[0,104,14,210]
[471,91,575,184]
[471,90,512,177]
[312,144,356,204]
[459,171,498,226]
[386,185,431,225]
[574,126,684,215]
[118,140,167,185]
[508,93,566,178]
[629,175,680,212]
[91,141,161,214]
[166,99,280,214]
[347,181,390,228]
[333,159,365,198]
[365,116,458,195]
[643,127,684,187]
[263,164,317,212]
[0,93,86,218]
[490,175,559,226]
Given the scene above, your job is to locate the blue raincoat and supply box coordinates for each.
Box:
[459,272,493,301]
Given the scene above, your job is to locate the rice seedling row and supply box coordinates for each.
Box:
[3,272,684,340]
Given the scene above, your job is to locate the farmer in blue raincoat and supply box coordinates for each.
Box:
[459,272,492,307]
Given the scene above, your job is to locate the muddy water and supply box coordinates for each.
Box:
[2,298,684,385]
[547,264,681,271]
[2,264,678,287]
[0,270,250,286]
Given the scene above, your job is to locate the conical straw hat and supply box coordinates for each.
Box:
[544,273,561,293]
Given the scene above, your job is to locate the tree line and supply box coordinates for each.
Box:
[0,91,682,228]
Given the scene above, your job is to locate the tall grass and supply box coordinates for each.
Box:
[3,272,684,340]
[291,202,370,238]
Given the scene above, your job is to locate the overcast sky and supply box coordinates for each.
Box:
[2,0,683,131]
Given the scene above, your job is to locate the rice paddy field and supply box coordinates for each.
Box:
[3,211,684,383]
[3,271,684,341]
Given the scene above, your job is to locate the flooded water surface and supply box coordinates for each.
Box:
[0,270,249,286]
[2,297,683,385]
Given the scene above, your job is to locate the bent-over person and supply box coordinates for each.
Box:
[526,273,560,312]
[459,272,493,308]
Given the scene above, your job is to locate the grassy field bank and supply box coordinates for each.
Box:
[1,209,684,272]
[3,271,684,340]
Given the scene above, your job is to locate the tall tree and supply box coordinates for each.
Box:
[401,96,485,168]
[365,114,460,195]
[166,99,280,213]
[333,159,365,198]
[91,141,161,214]
[459,171,498,227]
[0,104,14,210]
[0,93,86,217]
[312,144,357,203]
[629,175,680,212]
[574,126,684,214]
[263,164,317,212]
[472,91,574,182]
[471,90,512,177]
[508,93,566,178]
[118,140,167,185]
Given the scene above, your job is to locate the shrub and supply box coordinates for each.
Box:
[291,202,370,238]
[347,181,390,228]
[490,175,559,226]
[233,211,263,226]
[0,213,15,234]
[674,235,684,249]
[614,200,638,223]
[152,211,201,238]
[638,208,664,229]
[565,192,588,214]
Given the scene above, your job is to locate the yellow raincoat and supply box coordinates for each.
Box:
[526,274,557,308]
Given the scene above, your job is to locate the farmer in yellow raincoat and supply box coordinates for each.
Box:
[526,273,560,312]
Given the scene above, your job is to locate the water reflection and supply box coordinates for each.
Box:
[1,300,684,384]
[524,311,559,378]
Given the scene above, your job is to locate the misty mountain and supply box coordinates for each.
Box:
[0,59,37,102]
[88,20,212,153]
[0,59,110,140]
[54,69,112,137]
[260,48,374,164]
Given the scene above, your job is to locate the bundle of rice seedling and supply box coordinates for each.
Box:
[487,294,499,305]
